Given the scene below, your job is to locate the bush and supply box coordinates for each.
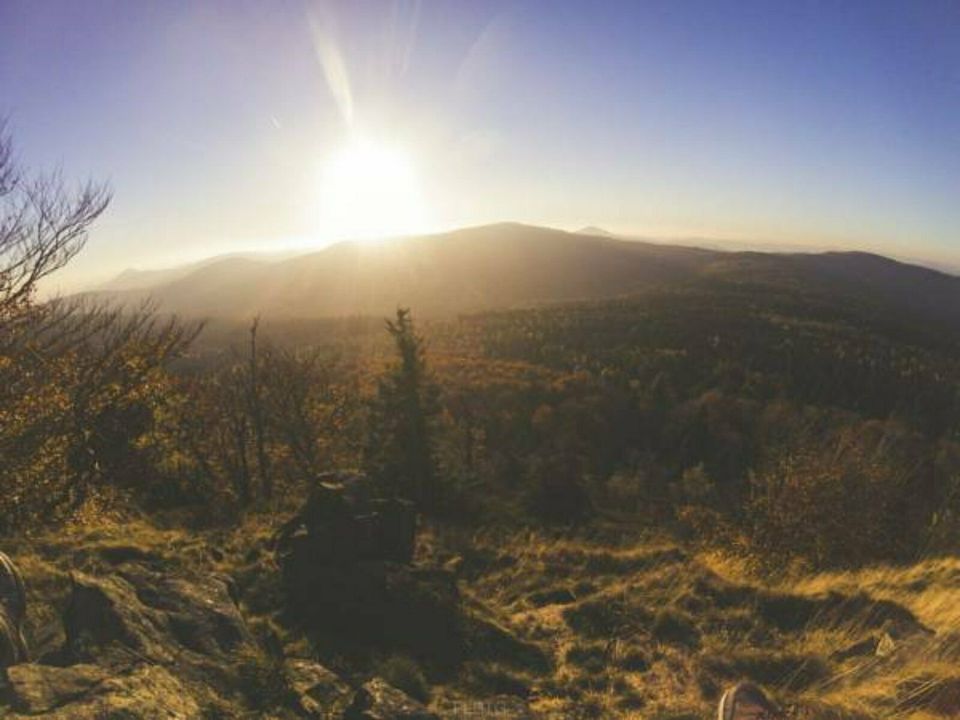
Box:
[747,429,921,567]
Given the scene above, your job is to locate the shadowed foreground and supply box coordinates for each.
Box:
[2,514,959,719]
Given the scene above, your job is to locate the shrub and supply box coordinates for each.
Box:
[747,429,921,567]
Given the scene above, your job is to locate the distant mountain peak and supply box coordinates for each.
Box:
[577,226,618,238]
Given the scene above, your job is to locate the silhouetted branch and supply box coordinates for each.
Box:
[0,121,111,322]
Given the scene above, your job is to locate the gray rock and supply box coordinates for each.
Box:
[285,657,354,718]
[2,561,360,719]
[830,635,880,662]
[3,662,201,719]
[345,677,438,720]
[5,663,109,713]
[276,474,462,668]
[876,632,897,657]
[63,564,254,696]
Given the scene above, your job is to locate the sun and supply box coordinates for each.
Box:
[317,138,429,243]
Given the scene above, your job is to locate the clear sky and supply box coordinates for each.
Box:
[2,0,959,290]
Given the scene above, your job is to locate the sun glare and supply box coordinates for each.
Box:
[317,138,429,244]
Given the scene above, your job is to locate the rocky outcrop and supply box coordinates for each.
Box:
[275,472,416,568]
[0,477,534,718]
[3,663,201,719]
[0,548,461,720]
[63,564,253,698]
[277,473,463,669]
[0,563,258,717]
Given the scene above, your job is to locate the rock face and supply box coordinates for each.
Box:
[0,558,443,719]
[3,663,201,719]
[6,664,109,713]
[63,564,253,693]
[0,563,259,718]
[277,473,463,668]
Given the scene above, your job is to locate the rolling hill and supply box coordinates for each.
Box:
[85,223,960,329]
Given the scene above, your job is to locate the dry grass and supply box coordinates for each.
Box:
[454,529,960,719]
[7,518,960,718]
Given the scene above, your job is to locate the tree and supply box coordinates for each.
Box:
[366,308,439,511]
[248,317,272,500]
[0,122,199,531]
[261,345,354,480]
[0,120,110,326]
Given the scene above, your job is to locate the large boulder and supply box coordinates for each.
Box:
[277,473,462,668]
[62,564,255,700]
[276,472,416,569]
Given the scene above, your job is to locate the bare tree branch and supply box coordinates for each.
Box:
[0,121,111,322]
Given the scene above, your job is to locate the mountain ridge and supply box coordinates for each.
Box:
[83,223,960,327]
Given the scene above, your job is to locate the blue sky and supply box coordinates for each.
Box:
[1,0,959,288]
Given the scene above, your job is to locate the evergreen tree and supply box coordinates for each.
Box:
[366,308,439,511]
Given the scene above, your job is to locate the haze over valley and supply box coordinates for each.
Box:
[84,223,960,342]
